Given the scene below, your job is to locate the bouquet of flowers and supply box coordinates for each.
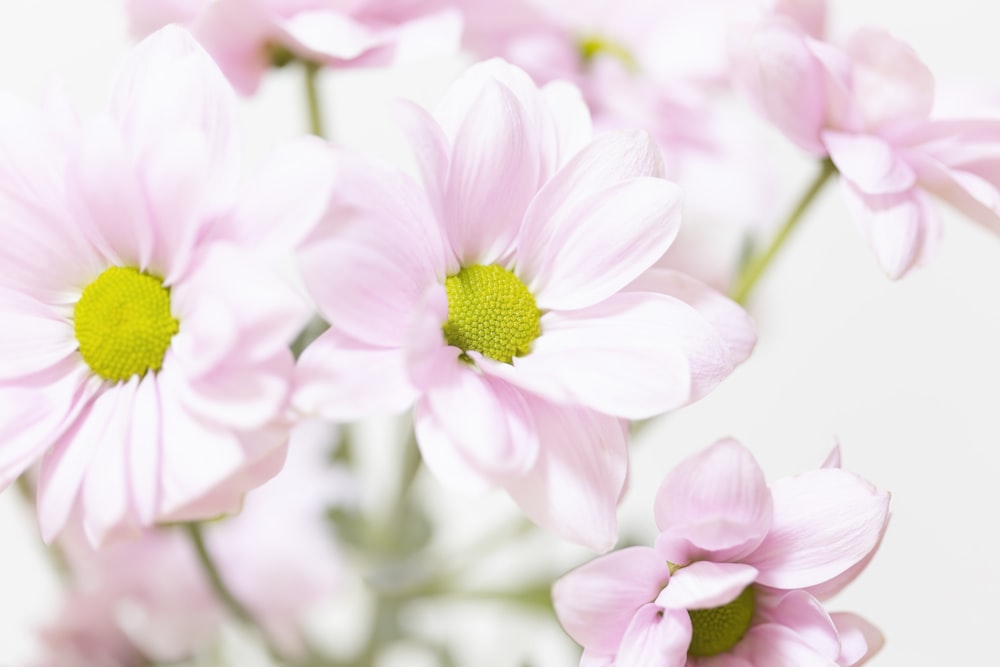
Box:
[1,0,997,665]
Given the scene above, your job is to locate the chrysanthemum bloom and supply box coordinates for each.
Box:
[294,59,755,551]
[553,439,889,666]
[34,419,350,665]
[730,11,1000,278]
[0,26,334,545]
[123,0,463,94]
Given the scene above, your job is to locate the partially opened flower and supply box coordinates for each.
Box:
[123,0,463,94]
[730,11,1000,278]
[553,439,889,665]
[0,26,334,545]
[294,59,755,551]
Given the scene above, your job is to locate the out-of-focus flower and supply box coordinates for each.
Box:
[293,58,755,551]
[33,420,349,665]
[123,0,463,94]
[731,12,1000,278]
[553,439,889,666]
[0,26,334,545]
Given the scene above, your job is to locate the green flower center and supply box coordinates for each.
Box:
[687,586,756,657]
[578,35,639,72]
[442,264,541,364]
[73,266,179,382]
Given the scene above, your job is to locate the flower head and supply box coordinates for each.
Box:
[553,439,889,665]
[123,0,463,94]
[294,59,755,550]
[0,26,334,544]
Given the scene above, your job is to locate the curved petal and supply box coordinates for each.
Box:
[757,589,839,660]
[293,328,418,421]
[830,613,884,666]
[416,361,539,483]
[654,561,758,610]
[523,176,683,311]
[738,623,839,666]
[616,605,691,667]
[823,131,916,194]
[914,154,1000,235]
[746,468,889,590]
[444,78,540,265]
[485,292,732,420]
[839,179,940,279]
[393,99,449,220]
[110,25,239,208]
[0,287,77,381]
[411,400,492,495]
[504,398,628,552]
[653,440,772,563]
[553,546,670,653]
[128,373,162,525]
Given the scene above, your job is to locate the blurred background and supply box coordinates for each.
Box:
[1,0,999,665]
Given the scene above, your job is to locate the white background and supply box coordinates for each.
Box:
[1,1,999,665]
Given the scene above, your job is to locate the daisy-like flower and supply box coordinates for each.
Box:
[730,10,1000,278]
[0,26,334,545]
[294,59,755,551]
[553,439,889,666]
[123,0,463,95]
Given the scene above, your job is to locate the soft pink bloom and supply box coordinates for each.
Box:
[124,0,463,94]
[553,439,889,666]
[34,419,349,664]
[0,27,334,545]
[293,59,755,551]
[730,12,1000,278]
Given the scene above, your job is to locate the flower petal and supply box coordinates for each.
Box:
[553,546,670,653]
[616,605,691,667]
[737,623,839,666]
[504,398,628,551]
[653,439,772,562]
[128,373,162,525]
[746,468,889,590]
[0,288,78,381]
[823,131,916,194]
[830,613,884,666]
[654,561,758,610]
[758,589,840,660]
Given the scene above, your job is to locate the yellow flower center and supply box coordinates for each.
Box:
[442,264,541,364]
[73,266,179,382]
[687,586,756,657]
[578,35,639,72]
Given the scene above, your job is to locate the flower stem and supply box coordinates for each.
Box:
[729,158,837,305]
[304,61,326,138]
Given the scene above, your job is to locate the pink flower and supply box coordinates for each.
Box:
[123,0,463,94]
[34,419,349,664]
[730,13,1000,278]
[293,59,755,551]
[0,26,334,545]
[553,439,889,666]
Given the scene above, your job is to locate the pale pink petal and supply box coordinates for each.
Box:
[504,398,628,551]
[823,131,916,194]
[485,292,731,420]
[393,99,449,219]
[416,361,539,482]
[517,130,666,292]
[738,623,837,666]
[553,546,670,653]
[190,0,272,95]
[654,562,758,610]
[758,590,839,660]
[124,0,204,37]
[0,288,77,380]
[294,328,418,421]
[65,117,156,270]
[653,439,772,563]
[821,443,842,469]
[746,468,889,590]
[128,374,162,525]
[914,155,1000,235]
[37,386,119,542]
[539,80,593,170]
[81,379,140,545]
[411,400,492,495]
[155,365,249,516]
[844,28,934,131]
[830,613,883,666]
[580,651,616,667]
[839,179,940,279]
[522,176,682,311]
[444,78,540,265]
[111,25,239,204]
[729,18,827,154]
[626,269,757,373]
[616,605,691,667]
[278,10,383,61]
[800,524,886,601]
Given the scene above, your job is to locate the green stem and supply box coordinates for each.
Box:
[304,61,326,138]
[729,158,837,305]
